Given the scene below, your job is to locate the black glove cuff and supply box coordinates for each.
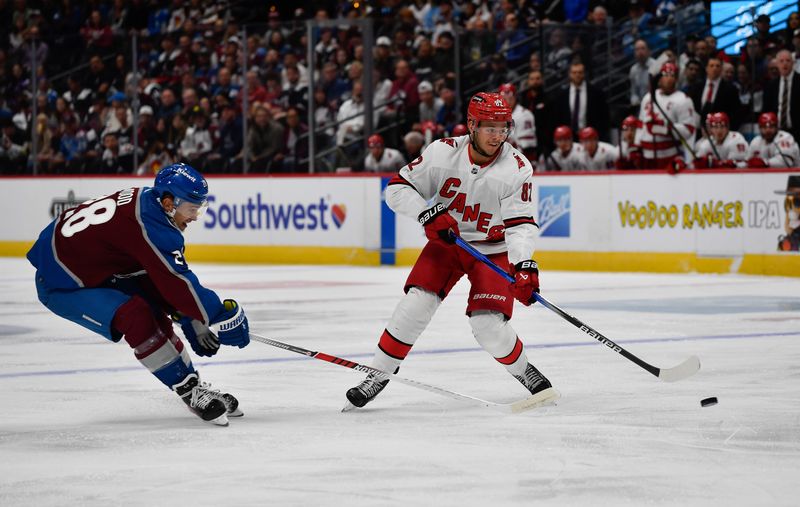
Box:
[514,259,539,273]
[418,202,447,226]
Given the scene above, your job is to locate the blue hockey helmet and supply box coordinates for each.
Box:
[153,163,209,218]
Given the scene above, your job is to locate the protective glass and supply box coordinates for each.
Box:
[175,198,209,219]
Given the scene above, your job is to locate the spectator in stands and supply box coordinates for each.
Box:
[722,62,735,82]
[208,101,243,173]
[579,127,618,170]
[179,107,212,171]
[336,79,365,149]
[621,0,653,54]
[679,34,699,73]
[52,115,86,174]
[411,37,436,84]
[320,62,351,108]
[550,61,610,141]
[544,28,572,76]
[280,66,308,114]
[432,31,457,85]
[374,36,395,80]
[778,12,800,50]
[32,113,55,173]
[764,49,800,141]
[547,126,585,171]
[181,87,200,118]
[755,14,781,50]
[81,10,114,56]
[99,132,133,173]
[387,59,421,124]
[496,12,530,69]
[212,67,240,104]
[741,37,768,87]
[418,81,442,123]
[84,56,112,100]
[136,105,159,155]
[403,130,425,161]
[276,107,308,172]
[688,56,742,131]
[747,112,800,168]
[435,87,461,134]
[499,83,537,161]
[679,59,702,93]
[0,113,28,174]
[246,106,285,173]
[630,39,656,107]
[487,54,519,91]
[313,87,336,150]
[157,88,181,122]
[364,133,405,172]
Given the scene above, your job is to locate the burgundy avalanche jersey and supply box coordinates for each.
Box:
[27,187,222,324]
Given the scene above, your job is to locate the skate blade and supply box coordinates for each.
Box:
[341,401,359,412]
[206,413,230,426]
[510,387,561,414]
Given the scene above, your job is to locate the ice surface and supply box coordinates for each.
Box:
[1,258,799,506]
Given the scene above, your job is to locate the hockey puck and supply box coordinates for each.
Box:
[700,397,718,407]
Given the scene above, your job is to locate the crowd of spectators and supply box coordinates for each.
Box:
[1,0,799,175]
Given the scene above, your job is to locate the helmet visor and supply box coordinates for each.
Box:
[174,197,208,219]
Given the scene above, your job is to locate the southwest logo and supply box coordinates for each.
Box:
[332,204,347,228]
[538,186,570,237]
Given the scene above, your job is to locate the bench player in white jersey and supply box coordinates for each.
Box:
[344,92,558,409]
[499,82,537,162]
[363,133,406,172]
[693,112,748,168]
[616,115,643,169]
[579,127,618,170]
[637,62,698,169]
[747,112,800,168]
[547,125,586,171]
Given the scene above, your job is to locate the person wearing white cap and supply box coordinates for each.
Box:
[418,81,443,123]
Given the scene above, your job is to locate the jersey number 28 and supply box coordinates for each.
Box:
[60,197,117,238]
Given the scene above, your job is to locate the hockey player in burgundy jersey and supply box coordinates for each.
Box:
[344,92,559,410]
[27,163,250,426]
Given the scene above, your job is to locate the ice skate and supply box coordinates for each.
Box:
[513,363,560,408]
[220,392,243,417]
[172,373,229,426]
[343,368,397,411]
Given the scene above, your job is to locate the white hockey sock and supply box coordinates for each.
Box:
[469,310,528,377]
[372,287,441,373]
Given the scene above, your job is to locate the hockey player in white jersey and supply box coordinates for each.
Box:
[747,112,800,168]
[364,134,406,172]
[579,127,618,170]
[616,115,643,169]
[637,62,698,169]
[547,125,586,171]
[693,112,749,168]
[344,92,558,409]
[499,82,537,162]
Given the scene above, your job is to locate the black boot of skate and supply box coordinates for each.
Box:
[221,392,243,417]
[172,373,229,426]
[344,367,399,409]
[514,362,553,396]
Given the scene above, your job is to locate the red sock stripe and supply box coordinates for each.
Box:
[496,338,523,365]
[378,330,413,360]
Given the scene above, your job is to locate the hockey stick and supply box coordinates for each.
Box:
[452,235,701,382]
[649,77,698,160]
[249,333,556,413]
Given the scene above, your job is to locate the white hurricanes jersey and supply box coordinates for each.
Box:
[695,131,749,167]
[364,147,406,172]
[510,104,537,150]
[748,130,800,168]
[582,141,619,170]
[386,135,537,263]
[620,139,637,158]
[637,89,697,160]
[548,143,585,171]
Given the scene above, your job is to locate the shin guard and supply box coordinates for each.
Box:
[469,310,528,376]
[372,287,441,372]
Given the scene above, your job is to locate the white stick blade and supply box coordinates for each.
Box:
[658,355,701,382]
[509,388,561,414]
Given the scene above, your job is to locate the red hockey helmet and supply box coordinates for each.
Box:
[660,62,678,76]
[498,82,517,95]
[452,123,468,136]
[759,112,778,127]
[578,126,599,141]
[706,112,729,126]
[621,115,640,130]
[553,125,573,141]
[467,92,512,123]
[367,134,384,147]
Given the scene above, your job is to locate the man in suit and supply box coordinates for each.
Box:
[763,49,800,141]
[688,56,743,131]
[548,62,610,143]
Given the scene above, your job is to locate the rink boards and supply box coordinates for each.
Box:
[0,170,797,276]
